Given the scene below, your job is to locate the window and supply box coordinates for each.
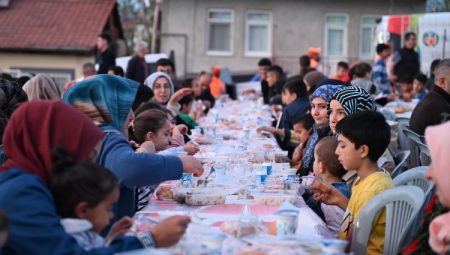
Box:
[245,11,272,57]
[360,16,379,59]
[207,9,233,55]
[324,14,348,57]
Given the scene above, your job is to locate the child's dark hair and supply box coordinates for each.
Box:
[337,61,349,70]
[354,63,372,78]
[258,58,272,67]
[376,43,390,55]
[179,94,195,107]
[130,109,169,144]
[0,209,9,232]
[293,114,314,131]
[107,66,124,77]
[282,78,307,99]
[414,73,427,84]
[134,101,163,117]
[314,136,346,178]
[267,65,284,77]
[49,148,118,218]
[336,111,390,162]
[132,85,154,112]
[181,78,194,89]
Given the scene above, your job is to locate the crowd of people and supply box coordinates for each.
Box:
[0,30,448,255]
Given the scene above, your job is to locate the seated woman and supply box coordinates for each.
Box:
[144,72,193,116]
[0,101,190,254]
[0,78,28,164]
[63,74,203,219]
[22,73,61,101]
[328,86,396,187]
[298,84,345,176]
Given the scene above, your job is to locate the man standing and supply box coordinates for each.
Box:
[392,32,420,89]
[409,59,450,135]
[126,41,150,84]
[96,33,116,74]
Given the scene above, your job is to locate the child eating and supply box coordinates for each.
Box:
[304,136,350,236]
[313,111,394,254]
[49,148,139,250]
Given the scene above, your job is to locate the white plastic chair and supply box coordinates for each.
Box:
[352,186,425,255]
[391,150,410,178]
[393,166,432,195]
[416,141,431,166]
[403,127,422,167]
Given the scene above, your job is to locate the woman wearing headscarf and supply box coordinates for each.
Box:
[22,74,61,100]
[299,84,345,176]
[328,86,395,187]
[0,101,190,254]
[424,121,450,254]
[303,71,327,95]
[144,72,193,116]
[0,78,28,164]
[64,74,203,218]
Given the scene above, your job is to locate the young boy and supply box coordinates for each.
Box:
[373,43,395,95]
[305,136,351,236]
[175,94,200,131]
[412,73,428,101]
[313,111,393,254]
[291,114,314,167]
[350,63,378,95]
[332,61,349,83]
[257,78,309,155]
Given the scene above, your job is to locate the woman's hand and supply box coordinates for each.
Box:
[179,156,204,176]
[149,216,191,247]
[168,88,193,106]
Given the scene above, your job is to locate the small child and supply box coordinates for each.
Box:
[291,114,315,167]
[49,148,135,250]
[0,209,9,249]
[313,111,394,254]
[412,73,428,101]
[176,94,200,131]
[332,61,349,83]
[258,78,309,155]
[350,62,377,95]
[304,136,350,237]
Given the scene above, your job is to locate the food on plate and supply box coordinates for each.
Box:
[262,144,274,149]
[253,193,297,206]
[185,191,226,206]
[155,186,174,200]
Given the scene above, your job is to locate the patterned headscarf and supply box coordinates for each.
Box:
[22,74,61,100]
[329,86,377,116]
[310,84,345,103]
[0,78,28,118]
[63,74,139,132]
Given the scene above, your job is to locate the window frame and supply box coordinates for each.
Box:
[324,13,349,58]
[244,10,272,57]
[206,8,234,56]
[359,15,380,59]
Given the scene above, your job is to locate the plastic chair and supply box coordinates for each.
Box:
[391,150,410,178]
[393,166,433,196]
[395,117,410,151]
[416,141,431,166]
[352,186,425,255]
[403,127,421,167]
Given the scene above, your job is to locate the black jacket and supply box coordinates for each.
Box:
[126,56,150,84]
[96,47,116,74]
[410,86,450,136]
[394,47,420,83]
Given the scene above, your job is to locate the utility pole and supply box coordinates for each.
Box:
[151,0,162,53]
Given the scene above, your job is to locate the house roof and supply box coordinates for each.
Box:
[0,0,117,54]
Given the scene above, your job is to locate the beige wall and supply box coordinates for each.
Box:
[0,52,94,79]
[161,0,424,78]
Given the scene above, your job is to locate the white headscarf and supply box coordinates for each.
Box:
[144,72,174,97]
